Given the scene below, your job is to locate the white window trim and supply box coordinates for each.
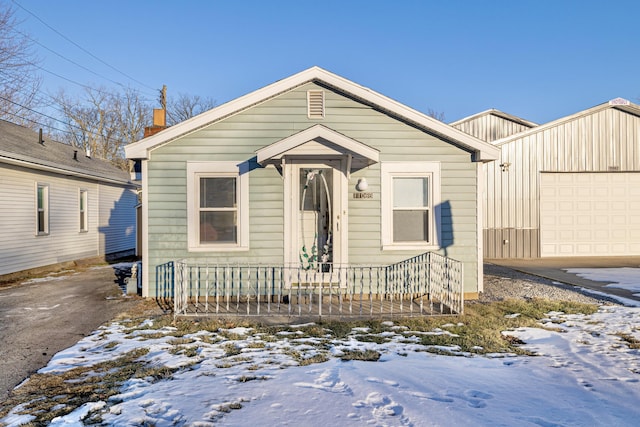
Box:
[381,162,441,250]
[36,183,49,236]
[187,161,249,252]
[79,189,88,233]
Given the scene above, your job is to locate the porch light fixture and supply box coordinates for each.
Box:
[356,177,368,191]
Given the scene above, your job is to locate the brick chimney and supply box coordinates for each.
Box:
[144,85,168,138]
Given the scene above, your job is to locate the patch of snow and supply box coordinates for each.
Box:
[3,294,640,426]
[566,267,640,296]
[49,401,106,426]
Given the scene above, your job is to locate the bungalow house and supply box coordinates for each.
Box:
[125,67,499,308]
[452,98,640,258]
[0,120,139,279]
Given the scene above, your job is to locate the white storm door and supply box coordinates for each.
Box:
[284,159,347,270]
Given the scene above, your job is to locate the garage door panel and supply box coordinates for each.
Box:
[540,172,640,257]
[611,201,627,210]
[581,230,598,239]
[560,230,575,240]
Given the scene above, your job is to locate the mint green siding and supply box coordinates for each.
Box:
[146,83,478,295]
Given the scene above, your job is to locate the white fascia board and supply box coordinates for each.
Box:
[125,67,329,160]
[314,70,500,162]
[256,124,379,164]
[125,66,499,162]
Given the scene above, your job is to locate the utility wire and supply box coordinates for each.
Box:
[11,0,158,93]
[15,28,135,92]
[0,93,130,145]
[1,108,74,137]
[29,64,155,103]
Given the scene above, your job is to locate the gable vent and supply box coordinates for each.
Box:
[307,90,325,119]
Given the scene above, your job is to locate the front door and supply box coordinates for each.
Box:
[284,159,347,279]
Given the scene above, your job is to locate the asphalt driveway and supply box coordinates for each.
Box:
[486,256,640,303]
[0,262,141,402]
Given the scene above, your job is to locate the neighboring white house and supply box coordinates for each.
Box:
[0,120,139,278]
[126,66,499,300]
[452,98,640,258]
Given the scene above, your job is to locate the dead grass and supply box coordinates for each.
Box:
[340,349,381,362]
[0,348,165,426]
[0,298,600,425]
[616,333,640,349]
[393,298,598,355]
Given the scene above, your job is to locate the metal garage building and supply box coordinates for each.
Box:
[452,98,640,258]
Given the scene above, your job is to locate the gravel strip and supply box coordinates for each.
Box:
[480,263,620,305]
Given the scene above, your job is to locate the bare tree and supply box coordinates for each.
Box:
[55,86,217,169]
[426,108,446,122]
[166,92,216,125]
[0,4,42,126]
[56,87,150,170]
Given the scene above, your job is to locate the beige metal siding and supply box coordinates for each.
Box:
[147,83,480,295]
[453,114,533,142]
[484,107,640,258]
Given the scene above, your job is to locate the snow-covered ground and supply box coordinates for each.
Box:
[2,269,640,427]
[567,267,640,302]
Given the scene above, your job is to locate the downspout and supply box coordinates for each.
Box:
[141,159,150,298]
[477,162,484,295]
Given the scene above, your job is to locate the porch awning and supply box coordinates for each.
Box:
[256,124,379,167]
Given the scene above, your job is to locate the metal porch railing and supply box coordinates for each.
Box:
[170,252,463,319]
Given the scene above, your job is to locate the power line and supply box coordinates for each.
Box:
[0,93,131,146]
[30,64,156,103]
[0,108,74,138]
[11,0,158,93]
[15,28,137,92]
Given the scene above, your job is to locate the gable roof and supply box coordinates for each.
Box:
[492,98,640,146]
[256,124,379,165]
[125,66,499,162]
[450,109,538,129]
[0,120,135,186]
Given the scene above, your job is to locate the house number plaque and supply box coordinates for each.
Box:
[353,192,373,199]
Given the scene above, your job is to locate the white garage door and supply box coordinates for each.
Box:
[540,172,640,257]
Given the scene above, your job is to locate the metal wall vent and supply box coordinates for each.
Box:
[307,90,325,119]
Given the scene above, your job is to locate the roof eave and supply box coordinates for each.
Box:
[450,109,538,129]
[493,98,640,146]
[0,152,137,187]
[125,66,500,163]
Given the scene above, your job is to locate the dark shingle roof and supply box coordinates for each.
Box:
[0,120,134,186]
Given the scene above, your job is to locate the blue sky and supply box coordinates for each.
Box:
[11,0,640,124]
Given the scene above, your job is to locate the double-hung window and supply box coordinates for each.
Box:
[199,177,237,243]
[381,162,440,250]
[187,162,249,251]
[36,183,49,235]
[79,190,88,232]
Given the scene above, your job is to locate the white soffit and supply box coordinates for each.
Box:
[256,124,379,164]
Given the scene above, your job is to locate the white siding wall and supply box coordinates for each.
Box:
[98,183,138,255]
[0,163,136,276]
